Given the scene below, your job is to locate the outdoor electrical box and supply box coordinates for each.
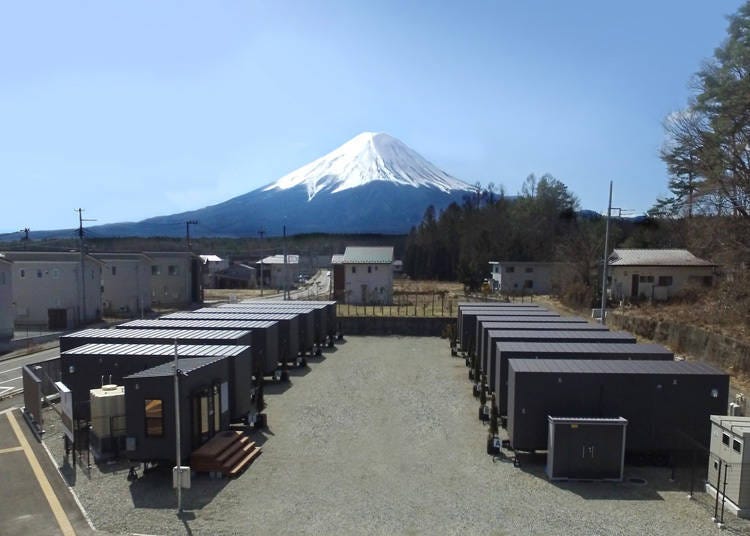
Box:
[173,466,191,489]
[546,417,627,481]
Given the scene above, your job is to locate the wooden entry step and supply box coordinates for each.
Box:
[190,430,262,476]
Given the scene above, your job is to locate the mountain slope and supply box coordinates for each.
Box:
[12,132,476,238]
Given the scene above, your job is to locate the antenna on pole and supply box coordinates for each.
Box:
[75,209,97,326]
[18,228,29,249]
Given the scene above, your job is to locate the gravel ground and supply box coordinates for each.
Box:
[42,336,750,535]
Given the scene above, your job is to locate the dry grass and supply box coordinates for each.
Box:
[204,288,274,301]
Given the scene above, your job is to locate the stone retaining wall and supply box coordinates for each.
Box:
[609,312,750,376]
[338,316,454,337]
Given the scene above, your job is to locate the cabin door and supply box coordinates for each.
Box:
[191,384,222,449]
[630,274,639,298]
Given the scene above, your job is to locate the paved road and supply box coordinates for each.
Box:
[0,347,59,399]
[0,408,91,535]
[266,269,331,301]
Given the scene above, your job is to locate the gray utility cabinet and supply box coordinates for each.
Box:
[546,417,628,481]
[460,308,558,356]
[476,316,592,366]
[162,311,300,365]
[495,342,673,417]
[123,356,231,464]
[457,303,542,351]
[507,359,729,453]
[193,306,315,354]
[114,319,280,376]
[61,343,252,422]
[483,331,637,391]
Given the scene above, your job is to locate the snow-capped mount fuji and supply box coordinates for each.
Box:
[34,132,476,238]
[264,131,471,200]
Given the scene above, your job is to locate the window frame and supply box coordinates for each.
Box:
[144,398,165,438]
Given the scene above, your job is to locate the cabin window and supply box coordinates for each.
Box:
[111,266,117,276]
[722,432,730,447]
[658,275,673,286]
[524,280,533,289]
[351,266,356,274]
[151,265,161,276]
[639,275,654,283]
[734,439,742,454]
[505,266,515,273]
[145,399,164,437]
[368,266,372,273]
[19,269,25,278]
[36,269,43,278]
[525,266,534,273]
[168,265,179,276]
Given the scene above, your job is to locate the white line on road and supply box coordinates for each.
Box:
[0,376,22,385]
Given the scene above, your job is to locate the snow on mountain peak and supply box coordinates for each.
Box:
[263,132,472,200]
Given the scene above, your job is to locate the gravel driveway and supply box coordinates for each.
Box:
[43,336,749,535]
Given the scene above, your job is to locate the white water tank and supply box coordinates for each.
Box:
[90,384,126,438]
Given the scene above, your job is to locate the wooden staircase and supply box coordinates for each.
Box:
[190,430,262,477]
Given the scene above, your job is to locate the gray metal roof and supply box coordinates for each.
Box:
[236,300,336,306]
[609,249,715,267]
[508,359,724,375]
[548,416,628,425]
[342,246,394,264]
[331,254,345,264]
[116,319,277,330]
[162,312,298,321]
[480,321,605,330]
[199,306,317,313]
[64,328,251,340]
[498,341,671,356]
[257,254,299,265]
[62,343,249,357]
[467,310,559,317]
[487,330,636,342]
[92,252,153,262]
[459,302,542,308]
[218,303,327,311]
[0,251,104,265]
[124,356,227,378]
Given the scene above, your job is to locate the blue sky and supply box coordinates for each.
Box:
[0,0,744,233]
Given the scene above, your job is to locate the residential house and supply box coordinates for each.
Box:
[199,254,230,289]
[256,254,299,290]
[93,253,152,317]
[0,257,12,339]
[215,263,257,289]
[144,251,202,308]
[1,251,103,328]
[341,247,394,304]
[488,261,561,294]
[607,249,717,301]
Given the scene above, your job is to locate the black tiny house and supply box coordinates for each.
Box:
[161,311,300,367]
[219,301,333,348]
[113,319,280,377]
[457,303,543,351]
[123,356,231,464]
[546,417,628,481]
[61,343,253,422]
[60,328,253,352]
[476,316,597,369]
[494,342,673,417]
[194,306,316,355]
[460,308,559,356]
[507,359,729,453]
[482,331,637,391]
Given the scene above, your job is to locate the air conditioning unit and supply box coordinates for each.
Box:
[729,402,743,416]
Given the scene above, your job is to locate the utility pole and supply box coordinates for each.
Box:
[173,340,184,514]
[258,228,265,297]
[283,224,288,300]
[599,182,613,325]
[75,209,96,326]
[18,228,29,249]
[185,220,198,251]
